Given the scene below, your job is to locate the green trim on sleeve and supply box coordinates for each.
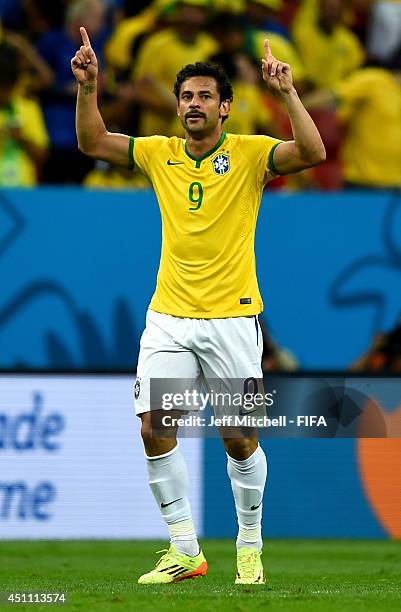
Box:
[128,136,135,170]
[268,141,285,176]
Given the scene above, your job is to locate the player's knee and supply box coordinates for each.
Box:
[140,412,178,456]
[223,437,258,460]
[140,417,160,454]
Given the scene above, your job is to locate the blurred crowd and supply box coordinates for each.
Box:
[0,0,400,191]
[260,315,401,373]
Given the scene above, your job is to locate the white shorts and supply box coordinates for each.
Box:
[134,309,263,415]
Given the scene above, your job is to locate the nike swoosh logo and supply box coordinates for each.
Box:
[161,497,183,508]
[251,501,262,510]
[167,160,185,165]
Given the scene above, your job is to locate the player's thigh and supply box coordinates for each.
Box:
[197,316,263,437]
[198,315,263,380]
[200,316,264,442]
[134,312,201,416]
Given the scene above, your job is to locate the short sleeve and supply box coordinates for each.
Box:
[333,70,374,121]
[334,70,374,103]
[241,135,284,184]
[129,135,168,176]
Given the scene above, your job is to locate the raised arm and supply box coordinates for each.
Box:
[261,39,326,175]
[72,27,131,167]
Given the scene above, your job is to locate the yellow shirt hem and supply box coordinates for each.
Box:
[148,305,263,319]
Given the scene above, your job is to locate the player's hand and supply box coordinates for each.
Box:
[71,27,98,84]
[261,39,293,96]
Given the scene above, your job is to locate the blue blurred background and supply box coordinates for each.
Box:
[1,189,401,371]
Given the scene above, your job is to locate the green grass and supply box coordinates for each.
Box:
[1,540,400,611]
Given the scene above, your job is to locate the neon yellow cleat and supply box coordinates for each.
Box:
[235,547,265,585]
[138,544,208,584]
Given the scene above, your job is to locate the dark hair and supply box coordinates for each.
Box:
[173,61,234,105]
[0,42,20,88]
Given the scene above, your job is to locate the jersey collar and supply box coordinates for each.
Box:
[184,132,226,168]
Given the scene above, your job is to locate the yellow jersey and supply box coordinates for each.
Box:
[334,68,401,188]
[130,132,282,318]
[292,7,364,88]
[105,7,157,70]
[0,95,48,186]
[223,81,273,135]
[83,167,150,189]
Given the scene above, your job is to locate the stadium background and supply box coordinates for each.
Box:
[1,0,401,551]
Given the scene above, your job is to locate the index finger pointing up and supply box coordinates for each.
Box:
[264,38,272,59]
[80,26,91,47]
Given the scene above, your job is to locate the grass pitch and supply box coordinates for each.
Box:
[1,539,400,611]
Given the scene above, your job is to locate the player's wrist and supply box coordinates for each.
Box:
[79,80,98,93]
[278,86,297,100]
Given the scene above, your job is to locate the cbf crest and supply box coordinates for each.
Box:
[212,153,230,176]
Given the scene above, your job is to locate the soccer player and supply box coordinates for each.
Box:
[72,27,325,585]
